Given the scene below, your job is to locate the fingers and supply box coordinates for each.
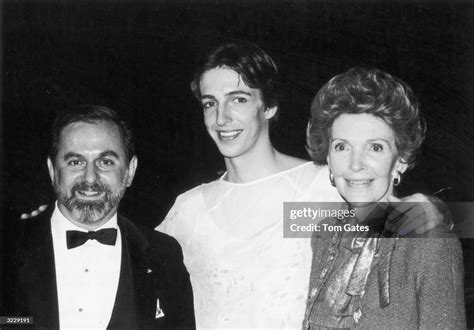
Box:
[386,202,418,222]
[19,204,48,220]
[384,211,419,236]
[386,197,448,236]
[415,217,437,234]
[386,203,432,236]
[394,215,420,236]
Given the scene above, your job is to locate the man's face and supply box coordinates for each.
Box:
[47,121,137,227]
[199,67,277,159]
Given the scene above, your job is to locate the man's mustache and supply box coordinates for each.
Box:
[71,182,108,194]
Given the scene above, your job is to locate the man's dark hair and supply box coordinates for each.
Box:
[190,42,280,110]
[49,105,135,162]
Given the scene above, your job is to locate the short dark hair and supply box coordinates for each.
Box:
[190,42,280,110]
[307,67,426,170]
[49,105,135,162]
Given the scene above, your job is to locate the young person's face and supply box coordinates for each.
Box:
[328,113,407,207]
[48,121,137,226]
[199,67,276,159]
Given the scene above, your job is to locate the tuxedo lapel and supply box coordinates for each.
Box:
[15,206,60,329]
[108,216,156,329]
[109,216,196,329]
[107,227,135,329]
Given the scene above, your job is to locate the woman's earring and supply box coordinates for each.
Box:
[393,171,401,186]
[329,171,336,187]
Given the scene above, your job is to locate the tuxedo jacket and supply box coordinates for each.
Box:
[2,205,195,329]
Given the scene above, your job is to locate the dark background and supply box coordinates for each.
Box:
[2,0,473,325]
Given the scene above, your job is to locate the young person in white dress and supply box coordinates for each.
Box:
[155,42,447,328]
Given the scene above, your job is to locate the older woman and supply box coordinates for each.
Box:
[304,68,465,328]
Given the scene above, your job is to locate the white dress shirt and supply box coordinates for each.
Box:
[51,203,122,329]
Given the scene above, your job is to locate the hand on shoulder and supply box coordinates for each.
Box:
[20,204,49,219]
[385,194,453,237]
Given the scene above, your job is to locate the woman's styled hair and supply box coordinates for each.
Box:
[306,67,426,169]
[190,42,280,110]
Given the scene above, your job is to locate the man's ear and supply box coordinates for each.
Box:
[126,156,138,187]
[264,106,278,120]
[47,157,55,184]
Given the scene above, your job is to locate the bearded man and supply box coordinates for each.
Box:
[2,105,195,329]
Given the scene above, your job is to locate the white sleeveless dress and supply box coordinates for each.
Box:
[156,163,341,329]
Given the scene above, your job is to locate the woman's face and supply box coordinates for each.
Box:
[327,113,407,206]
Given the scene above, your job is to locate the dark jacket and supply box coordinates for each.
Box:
[2,205,195,329]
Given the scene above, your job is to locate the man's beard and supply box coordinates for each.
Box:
[54,178,127,225]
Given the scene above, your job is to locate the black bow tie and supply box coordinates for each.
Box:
[66,228,117,249]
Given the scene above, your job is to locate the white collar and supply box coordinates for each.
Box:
[51,201,118,239]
